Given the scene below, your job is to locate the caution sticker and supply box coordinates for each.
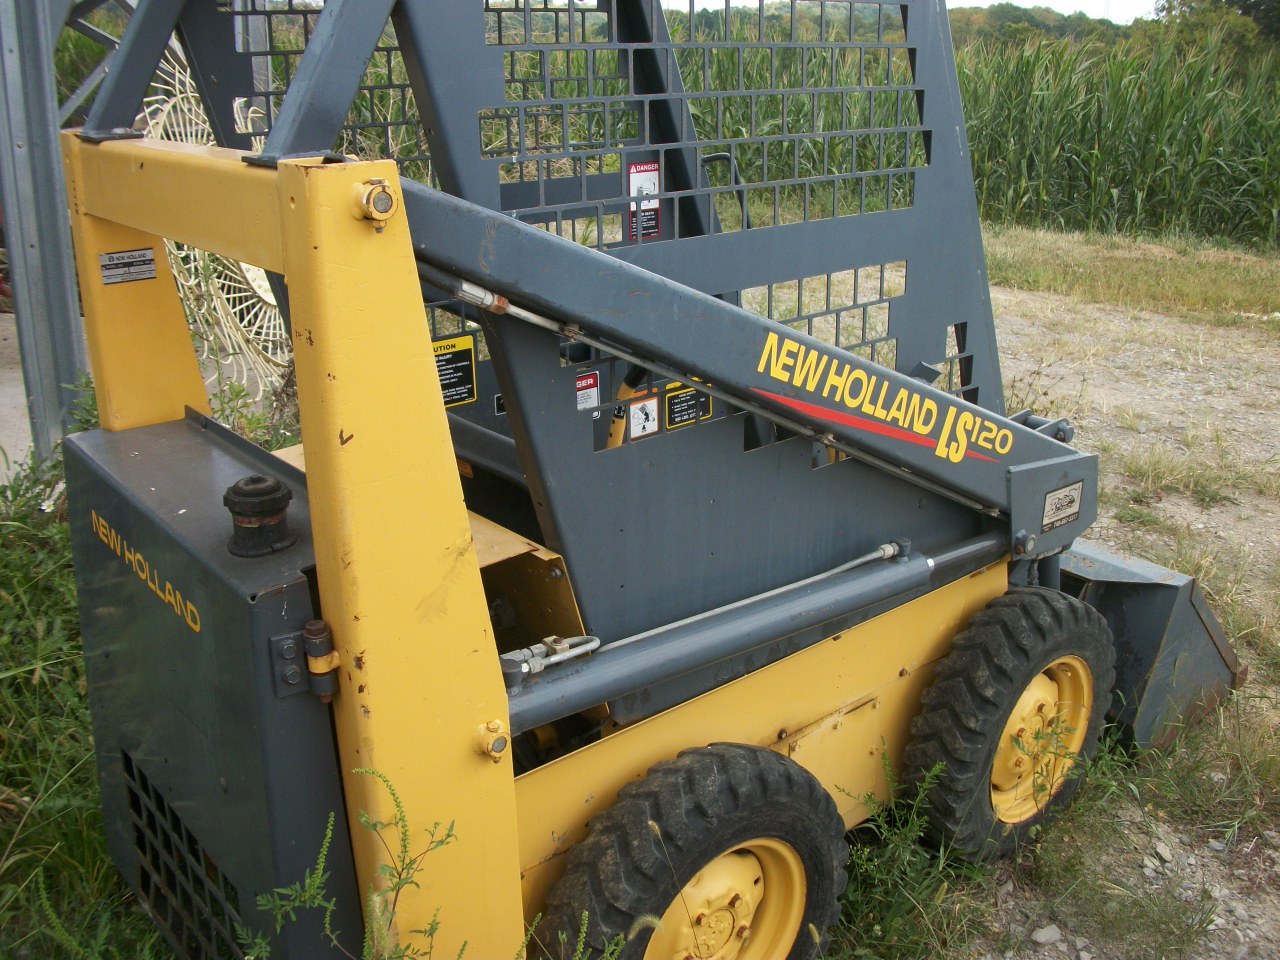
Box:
[664,385,713,430]
[99,249,157,286]
[1042,481,1083,532]
[433,335,477,408]
[628,396,659,439]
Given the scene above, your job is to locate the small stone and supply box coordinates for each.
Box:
[1079,952,1094,960]
[1155,841,1175,863]
[1263,831,1280,848]
[1211,771,1228,787]
[1209,840,1227,852]
[1211,885,1229,900]
[1208,916,1227,931]
[1143,867,1158,880]
[1231,904,1249,922]
[1142,854,1160,871]
[1187,855,1197,867]
[1031,924,1063,945]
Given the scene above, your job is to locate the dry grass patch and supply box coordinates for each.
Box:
[984,226,1280,329]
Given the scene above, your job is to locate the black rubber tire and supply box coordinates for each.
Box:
[903,587,1116,862]
[540,743,847,960]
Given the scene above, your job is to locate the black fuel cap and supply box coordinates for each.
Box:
[223,475,297,557]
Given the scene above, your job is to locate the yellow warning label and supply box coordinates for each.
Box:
[664,385,713,430]
[433,335,477,407]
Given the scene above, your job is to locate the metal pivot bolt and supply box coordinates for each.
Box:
[1013,529,1037,556]
[354,178,397,232]
[478,719,510,763]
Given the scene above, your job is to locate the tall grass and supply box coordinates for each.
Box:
[0,454,168,957]
[959,35,1280,247]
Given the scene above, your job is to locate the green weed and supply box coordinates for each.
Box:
[0,454,168,958]
[1114,504,1163,527]
[243,770,460,960]
[1020,736,1214,960]
[834,761,994,960]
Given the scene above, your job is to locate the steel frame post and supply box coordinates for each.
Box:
[0,0,88,460]
[64,133,528,954]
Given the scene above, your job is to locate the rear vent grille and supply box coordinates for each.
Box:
[122,751,246,960]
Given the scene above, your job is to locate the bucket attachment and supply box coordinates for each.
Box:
[1062,542,1243,750]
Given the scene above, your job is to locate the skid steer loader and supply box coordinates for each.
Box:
[59,1,1239,957]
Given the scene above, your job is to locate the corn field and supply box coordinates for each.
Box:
[124,11,1280,250]
[958,36,1280,247]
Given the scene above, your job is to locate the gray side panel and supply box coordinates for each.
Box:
[66,419,360,960]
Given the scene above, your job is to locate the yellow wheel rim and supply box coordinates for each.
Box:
[990,654,1093,824]
[643,838,807,960]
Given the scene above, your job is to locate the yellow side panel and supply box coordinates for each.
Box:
[515,562,1007,921]
[276,158,524,956]
[62,134,210,430]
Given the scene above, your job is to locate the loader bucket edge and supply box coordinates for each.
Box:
[1061,542,1243,751]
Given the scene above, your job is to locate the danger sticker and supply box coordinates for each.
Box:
[628,396,659,439]
[664,386,713,430]
[575,371,600,411]
[628,161,660,240]
[1042,481,1084,532]
[99,248,157,286]
[433,335,477,408]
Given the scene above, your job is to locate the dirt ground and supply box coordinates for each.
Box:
[975,286,1280,960]
[0,312,33,471]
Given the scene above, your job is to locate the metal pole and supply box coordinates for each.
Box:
[0,0,88,460]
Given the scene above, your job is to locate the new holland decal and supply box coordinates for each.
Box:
[754,332,1013,464]
[90,509,202,633]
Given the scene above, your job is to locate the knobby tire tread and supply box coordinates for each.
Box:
[903,587,1116,861]
[541,743,846,960]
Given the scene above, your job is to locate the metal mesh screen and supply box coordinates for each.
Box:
[209,1,955,383]
[122,752,245,960]
[223,1,925,247]
[481,0,927,246]
[227,0,434,183]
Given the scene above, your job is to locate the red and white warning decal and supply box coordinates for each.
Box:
[628,161,660,240]
[575,371,600,410]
